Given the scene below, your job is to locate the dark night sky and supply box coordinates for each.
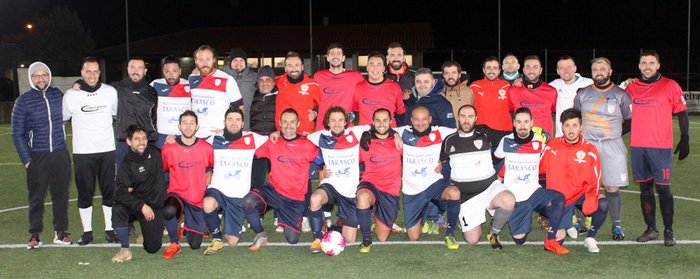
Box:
[1,0,697,51]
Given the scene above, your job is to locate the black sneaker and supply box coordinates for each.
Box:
[78,231,93,246]
[487,233,503,250]
[636,228,659,242]
[105,230,119,243]
[664,229,676,246]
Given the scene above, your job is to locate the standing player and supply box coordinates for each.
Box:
[314,43,364,131]
[63,57,119,246]
[160,111,215,258]
[356,108,403,253]
[573,57,631,240]
[202,108,268,255]
[306,106,368,253]
[394,106,461,248]
[353,52,406,127]
[541,108,609,253]
[243,108,319,249]
[500,53,522,85]
[151,56,191,148]
[189,45,243,138]
[625,50,689,246]
[495,107,568,254]
[470,57,512,148]
[275,52,321,134]
[550,55,593,138]
[509,55,558,136]
[440,105,515,250]
[111,125,167,262]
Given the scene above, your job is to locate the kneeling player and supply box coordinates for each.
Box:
[161,111,214,259]
[356,108,403,253]
[243,108,319,250]
[111,125,167,262]
[441,105,515,249]
[307,107,369,253]
[202,108,268,255]
[394,106,461,249]
[541,108,609,253]
[495,107,568,254]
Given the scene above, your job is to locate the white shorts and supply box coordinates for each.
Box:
[459,180,509,232]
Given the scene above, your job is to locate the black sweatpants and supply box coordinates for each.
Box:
[112,203,164,253]
[73,151,116,208]
[26,149,71,234]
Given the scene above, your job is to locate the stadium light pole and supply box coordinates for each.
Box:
[687,0,691,91]
[125,0,130,61]
[309,0,313,74]
[498,0,501,61]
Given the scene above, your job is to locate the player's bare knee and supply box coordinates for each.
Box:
[356,190,372,209]
[443,186,460,200]
[309,192,325,211]
[202,197,218,213]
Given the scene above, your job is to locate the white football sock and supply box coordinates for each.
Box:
[103,205,113,231]
[79,206,93,232]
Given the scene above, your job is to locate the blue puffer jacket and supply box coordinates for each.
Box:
[12,63,66,165]
[402,79,456,128]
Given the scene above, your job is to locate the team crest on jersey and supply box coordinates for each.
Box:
[532,141,540,150]
[574,150,586,163]
[215,79,221,86]
[450,146,456,153]
[184,86,190,92]
[346,135,354,143]
[607,104,616,114]
[498,89,507,100]
[474,139,483,149]
[244,137,251,145]
[429,133,436,142]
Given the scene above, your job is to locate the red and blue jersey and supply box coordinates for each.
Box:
[359,136,402,196]
[353,79,405,127]
[494,133,545,202]
[189,69,243,138]
[209,132,268,198]
[314,69,364,131]
[151,78,191,135]
[255,136,318,201]
[161,138,214,208]
[626,77,687,149]
[394,125,455,195]
[509,82,558,135]
[307,126,369,198]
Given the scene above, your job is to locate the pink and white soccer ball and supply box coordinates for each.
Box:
[320,231,346,256]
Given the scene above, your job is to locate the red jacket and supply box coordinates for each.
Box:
[275,73,321,133]
[469,78,512,131]
[540,135,601,215]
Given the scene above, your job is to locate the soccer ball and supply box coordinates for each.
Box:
[320,231,346,256]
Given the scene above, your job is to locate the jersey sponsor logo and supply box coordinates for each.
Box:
[520,100,545,107]
[168,116,179,124]
[361,98,387,106]
[632,98,657,105]
[474,139,483,149]
[178,160,202,168]
[80,104,108,112]
[192,98,215,106]
[574,150,587,163]
[369,155,390,163]
[138,166,146,173]
[196,107,209,116]
[335,167,352,177]
[498,89,507,100]
[277,155,301,163]
[219,160,250,168]
[224,170,242,180]
[513,173,532,184]
[411,167,428,177]
[323,87,343,95]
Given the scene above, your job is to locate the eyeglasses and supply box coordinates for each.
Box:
[31,74,49,79]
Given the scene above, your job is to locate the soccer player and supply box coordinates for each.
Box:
[63,57,119,246]
[275,51,321,134]
[508,55,558,136]
[550,55,593,138]
[495,107,568,254]
[356,108,403,253]
[573,57,631,240]
[625,50,689,246]
[13,62,73,248]
[189,45,243,138]
[306,106,368,253]
[151,56,191,149]
[111,125,167,262]
[541,108,609,253]
[314,43,364,131]
[500,53,522,85]
[353,52,406,127]
[202,107,268,255]
[394,106,461,249]
[160,110,214,258]
[243,108,319,250]
[469,56,512,148]
[440,104,515,249]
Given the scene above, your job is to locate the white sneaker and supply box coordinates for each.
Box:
[240,224,247,233]
[302,217,311,233]
[584,237,600,253]
[274,217,284,233]
[566,227,578,239]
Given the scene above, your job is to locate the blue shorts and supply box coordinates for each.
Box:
[508,188,562,236]
[251,183,305,233]
[166,193,206,235]
[559,196,586,229]
[403,179,449,228]
[357,181,399,229]
[631,147,672,185]
[319,184,358,226]
[205,188,244,238]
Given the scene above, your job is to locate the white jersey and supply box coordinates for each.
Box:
[550,74,593,137]
[151,78,191,135]
[63,83,118,154]
[494,133,545,202]
[307,125,369,198]
[189,69,242,138]
[208,132,268,198]
[395,125,456,195]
